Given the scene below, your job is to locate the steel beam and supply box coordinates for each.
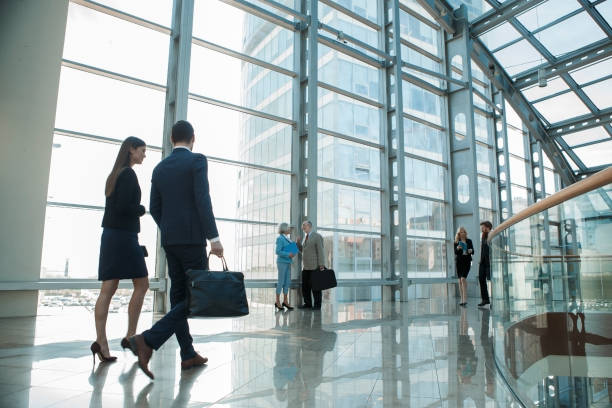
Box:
[318,35,383,68]
[384,0,409,301]
[446,7,482,295]
[258,0,307,21]
[318,23,392,61]
[71,0,171,34]
[306,0,319,227]
[156,0,195,312]
[471,0,547,36]
[514,39,612,89]
[547,107,612,137]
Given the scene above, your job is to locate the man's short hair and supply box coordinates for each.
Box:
[480,220,493,229]
[171,120,194,144]
[302,220,312,227]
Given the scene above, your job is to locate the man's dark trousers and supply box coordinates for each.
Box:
[478,263,490,303]
[302,269,322,308]
[142,245,207,361]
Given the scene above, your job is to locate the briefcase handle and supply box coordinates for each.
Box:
[207,253,229,271]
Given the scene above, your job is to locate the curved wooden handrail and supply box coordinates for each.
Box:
[488,167,612,243]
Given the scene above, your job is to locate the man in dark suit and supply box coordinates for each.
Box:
[296,220,325,310]
[129,120,223,379]
[478,221,492,308]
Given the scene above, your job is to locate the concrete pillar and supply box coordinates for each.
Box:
[0,0,68,317]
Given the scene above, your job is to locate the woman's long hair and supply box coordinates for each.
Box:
[105,136,145,197]
[455,226,467,243]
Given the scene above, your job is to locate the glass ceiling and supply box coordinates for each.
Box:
[447,0,612,177]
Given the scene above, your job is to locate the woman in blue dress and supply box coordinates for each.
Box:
[275,222,296,310]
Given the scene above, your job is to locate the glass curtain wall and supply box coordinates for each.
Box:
[40,0,567,308]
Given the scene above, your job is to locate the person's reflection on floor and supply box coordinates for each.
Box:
[456,306,481,407]
[273,311,298,403]
[480,309,495,399]
[289,310,337,407]
[88,361,112,408]
[119,362,153,407]
[170,365,207,408]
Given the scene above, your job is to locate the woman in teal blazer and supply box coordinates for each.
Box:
[275,222,296,310]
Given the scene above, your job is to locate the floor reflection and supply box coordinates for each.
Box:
[0,299,521,407]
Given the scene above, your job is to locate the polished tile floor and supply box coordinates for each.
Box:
[0,298,520,407]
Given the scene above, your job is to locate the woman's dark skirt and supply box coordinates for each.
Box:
[456,259,471,279]
[98,228,148,281]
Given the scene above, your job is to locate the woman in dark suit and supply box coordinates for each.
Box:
[454,226,473,307]
[91,137,149,363]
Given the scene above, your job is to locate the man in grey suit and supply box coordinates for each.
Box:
[296,220,325,310]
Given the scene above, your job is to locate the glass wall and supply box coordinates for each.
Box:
[40,0,566,305]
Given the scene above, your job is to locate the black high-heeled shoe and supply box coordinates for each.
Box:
[90,342,117,365]
[274,302,284,311]
[282,302,294,310]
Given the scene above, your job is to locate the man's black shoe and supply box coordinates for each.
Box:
[312,306,321,310]
[298,304,312,309]
[478,301,490,308]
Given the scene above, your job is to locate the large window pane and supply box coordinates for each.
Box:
[318,88,381,143]
[507,127,525,158]
[319,44,380,102]
[406,239,446,278]
[533,92,590,124]
[318,182,381,233]
[227,221,278,279]
[41,207,157,279]
[406,197,445,239]
[511,186,529,214]
[47,135,159,208]
[187,100,291,170]
[193,0,294,69]
[537,12,606,56]
[476,144,491,175]
[55,67,165,146]
[402,81,443,126]
[318,134,381,187]
[63,3,169,84]
[405,158,445,200]
[582,78,612,110]
[510,156,527,187]
[494,40,542,76]
[404,119,444,162]
[399,10,439,56]
[320,231,382,279]
[190,45,292,119]
[202,161,290,223]
[478,176,493,209]
[573,141,612,168]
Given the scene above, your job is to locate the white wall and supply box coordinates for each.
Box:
[0,0,68,317]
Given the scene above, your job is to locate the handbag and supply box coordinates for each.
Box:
[310,267,337,291]
[186,256,249,318]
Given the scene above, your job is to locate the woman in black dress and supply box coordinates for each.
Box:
[91,137,149,363]
[454,226,473,307]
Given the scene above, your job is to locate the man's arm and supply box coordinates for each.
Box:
[150,179,161,226]
[192,154,223,255]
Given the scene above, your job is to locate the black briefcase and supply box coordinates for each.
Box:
[311,267,337,291]
[186,256,249,318]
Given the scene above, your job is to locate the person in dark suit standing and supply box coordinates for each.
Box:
[92,136,149,364]
[129,120,223,379]
[478,221,492,308]
[296,220,325,310]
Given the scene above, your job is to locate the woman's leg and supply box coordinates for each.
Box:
[276,263,283,306]
[126,277,149,338]
[282,263,291,305]
[462,277,468,303]
[95,279,119,355]
[459,277,466,303]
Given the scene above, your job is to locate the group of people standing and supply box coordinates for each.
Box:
[454,221,493,308]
